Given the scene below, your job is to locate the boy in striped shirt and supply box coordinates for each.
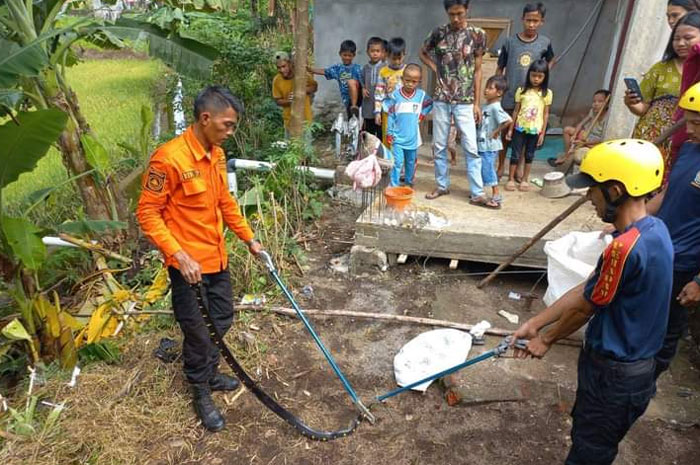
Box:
[383,64,434,187]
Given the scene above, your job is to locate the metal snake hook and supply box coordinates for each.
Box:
[258,251,376,424]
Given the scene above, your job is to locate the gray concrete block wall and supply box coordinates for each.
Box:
[313,0,623,126]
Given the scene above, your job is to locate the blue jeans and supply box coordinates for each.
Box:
[479,151,498,187]
[390,146,417,187]
[566,348,656,465]
[433,101,482,196]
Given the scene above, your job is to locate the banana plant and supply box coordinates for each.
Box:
[0,0,221,222]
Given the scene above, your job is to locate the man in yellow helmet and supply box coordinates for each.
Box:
[511,139,673,465]
[647,81,700,379]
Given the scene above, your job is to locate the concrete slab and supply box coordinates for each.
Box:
[354,150,605,268]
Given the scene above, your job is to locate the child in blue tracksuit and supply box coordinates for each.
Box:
[383,64,433,187]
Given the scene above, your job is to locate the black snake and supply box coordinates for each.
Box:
[194,284,363,441]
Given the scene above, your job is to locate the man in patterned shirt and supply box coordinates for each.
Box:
[420,0,486,200]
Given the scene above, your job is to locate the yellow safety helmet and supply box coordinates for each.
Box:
[679,81,700,113]
[566,139,664,196]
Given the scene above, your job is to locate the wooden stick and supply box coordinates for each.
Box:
[653,117,685,145]
[58,233,132,263]
[477,196,588,289]
[241,305,582,347]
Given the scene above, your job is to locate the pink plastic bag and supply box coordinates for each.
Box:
[345,154,382,190]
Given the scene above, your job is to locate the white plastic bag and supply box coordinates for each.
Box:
[393,329,472,392]
[543,231,611,306]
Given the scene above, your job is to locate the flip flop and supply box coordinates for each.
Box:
[425,189,450,200]
[547,157,561,167]
[518,182,531,192]
[470,196,501,210]
[505,181,517,191]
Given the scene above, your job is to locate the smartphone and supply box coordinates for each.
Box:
[624,78,642,97]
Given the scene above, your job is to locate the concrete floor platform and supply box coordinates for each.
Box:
[354,152,605,268]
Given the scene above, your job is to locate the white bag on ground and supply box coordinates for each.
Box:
[393,329,472,392]
[543,231,612,306]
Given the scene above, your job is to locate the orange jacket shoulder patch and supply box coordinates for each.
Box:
[590,228,641,306]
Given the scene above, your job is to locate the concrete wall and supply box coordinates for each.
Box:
[606,0,671,139]
[313,0,622,126]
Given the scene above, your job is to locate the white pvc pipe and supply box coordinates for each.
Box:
[42,237,79,248]
[228,159,335,181]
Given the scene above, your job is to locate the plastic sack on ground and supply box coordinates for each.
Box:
[543,231,612,306]
[393,329,472,392]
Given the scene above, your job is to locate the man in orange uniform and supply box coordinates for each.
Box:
[138,86,263,432]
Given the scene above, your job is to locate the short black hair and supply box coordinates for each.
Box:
[668,0,700,11]
[194,85,244,120]
[340,40,357,54]
[404,63,423,75]
[523,59,550,96]
[367,36,385,50]
[594,89,611,99]
[387,37,406,56]
[444,0,470,10]
[486,75,508,93]
[523,2,546,18]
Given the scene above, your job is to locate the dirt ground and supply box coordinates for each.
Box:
[3,200,699,465]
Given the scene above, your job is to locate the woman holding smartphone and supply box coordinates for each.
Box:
[624,10,700,182]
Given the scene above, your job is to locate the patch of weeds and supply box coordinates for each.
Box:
[77,341,122,366]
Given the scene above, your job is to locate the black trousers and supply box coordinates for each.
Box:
[655,270,696,378]
[509,130,538,164]
[566,348,655,465]
[363,117,383,140]
[169,267,234,385]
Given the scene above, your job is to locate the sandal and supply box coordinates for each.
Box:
[547,157,562,167]
[492,194,503,206]
[470,196,501,210]
[425,188,450,200]
[505,181,517,191]
[518,182,531,192]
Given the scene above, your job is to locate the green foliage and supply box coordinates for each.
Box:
[0,217,46,271]
[0,38,49,87]
[77,340,121,365]
[2,59,164,223]
[57,219,127,236]
[104,17,219,80]
[0,109,68,190]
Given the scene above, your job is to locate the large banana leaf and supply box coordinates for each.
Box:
[1,215,46,270]
[102,18,219,80]
[0,38,49,88]
[0,89,23,113]
[0,108,68,190]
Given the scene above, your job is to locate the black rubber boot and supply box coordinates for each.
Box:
[190,383,225,432]
[209,373,241,392]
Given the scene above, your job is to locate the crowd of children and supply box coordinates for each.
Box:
[276,1,614,211]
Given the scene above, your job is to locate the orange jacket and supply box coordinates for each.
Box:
[137,126,254,273]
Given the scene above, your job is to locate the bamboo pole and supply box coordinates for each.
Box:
[240,305,582,347]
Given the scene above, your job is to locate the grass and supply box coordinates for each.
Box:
[3,58,165,223]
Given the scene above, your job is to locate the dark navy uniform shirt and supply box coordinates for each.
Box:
[657,142,700,273]
[583,216,673,361]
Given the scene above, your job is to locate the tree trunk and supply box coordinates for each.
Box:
[288,0,309,139]
[250,0,258,17]
[50,87,115,221]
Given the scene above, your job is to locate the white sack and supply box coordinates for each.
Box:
[543,231,612,306]
[393,329,472,392]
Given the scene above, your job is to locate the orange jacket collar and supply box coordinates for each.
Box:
[184,125,214,162]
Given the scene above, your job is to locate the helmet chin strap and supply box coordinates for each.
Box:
[600,185,628,224]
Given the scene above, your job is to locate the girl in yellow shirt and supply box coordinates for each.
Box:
[506,59,553,191]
